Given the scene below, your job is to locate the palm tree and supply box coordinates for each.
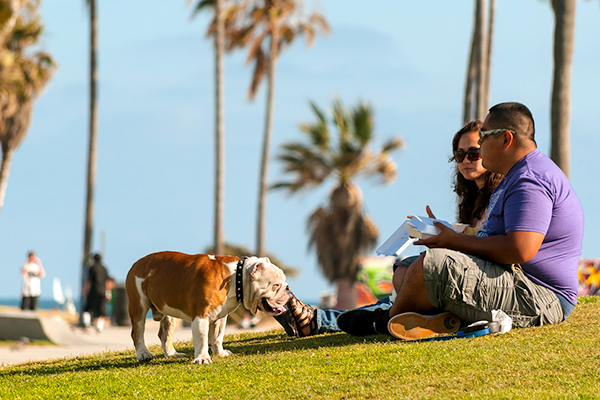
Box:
[0,0,55,215]
[463,0,495,123]
[191,0,240,255]
[227,0,330,256]
[273,98,403,309]
[79,0,98,322]
[549,0,576,178]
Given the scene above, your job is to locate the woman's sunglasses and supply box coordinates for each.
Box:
[453,147,481,163]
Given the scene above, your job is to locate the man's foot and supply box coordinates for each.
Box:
[387,312,460,340]
[336,307,390,336]
[273,288,318,337]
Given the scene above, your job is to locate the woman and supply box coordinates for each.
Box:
[20,251,46,311]
[275,121,502,337]
[451,120,503,233]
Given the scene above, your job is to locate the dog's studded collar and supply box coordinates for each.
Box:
[236,257,248,304]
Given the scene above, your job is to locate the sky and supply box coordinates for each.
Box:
[0,0,598,306]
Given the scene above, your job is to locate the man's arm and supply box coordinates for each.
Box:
[415,223,544,265]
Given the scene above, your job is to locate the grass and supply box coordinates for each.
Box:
[1,297,600,399]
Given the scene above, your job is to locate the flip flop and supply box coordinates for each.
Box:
[387,311,460,340]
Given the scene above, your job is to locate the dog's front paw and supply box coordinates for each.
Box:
[136,349,154,362]
[192,354,212,365]
[215,349,232,357]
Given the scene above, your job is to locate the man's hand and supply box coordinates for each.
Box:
[414,221,458,248]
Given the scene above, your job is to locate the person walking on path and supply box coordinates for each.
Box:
[21,251,45,311]
[83,253,111,332]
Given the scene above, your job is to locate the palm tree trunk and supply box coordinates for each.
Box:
[550,0,575,178]
[463,0,481,124]
[256,33,278,256]
[463,38,477,124]
[474,0,487,121]
[0,148,14,215]
[482,0,495,113]
[335,278,357,310]
[214,0,225,255]
[81,0,98,320]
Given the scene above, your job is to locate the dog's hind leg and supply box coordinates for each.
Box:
[209,316,232,357]
[126,276,154,362]
[158,316,186,359]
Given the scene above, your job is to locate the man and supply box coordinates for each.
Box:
[83,253,111,332]
[337,102,584,339]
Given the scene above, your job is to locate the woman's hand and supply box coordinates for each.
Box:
[425,205,436,219]
[408,205,437,219]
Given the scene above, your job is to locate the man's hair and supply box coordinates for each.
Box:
[487,102,536,144]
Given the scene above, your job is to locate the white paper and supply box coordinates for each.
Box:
[376,216,459,257]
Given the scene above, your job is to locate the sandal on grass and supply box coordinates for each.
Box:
[273,307,299,337]
[288,292,317,337]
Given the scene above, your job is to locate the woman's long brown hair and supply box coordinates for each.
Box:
[451,121,503,225]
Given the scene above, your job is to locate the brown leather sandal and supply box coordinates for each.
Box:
[288,292,317,337]
[273,308,298,337]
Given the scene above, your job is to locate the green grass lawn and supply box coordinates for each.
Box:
[1,297,599,400]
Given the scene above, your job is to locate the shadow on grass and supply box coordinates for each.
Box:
[0,329,391,377]
[226,330,393,354]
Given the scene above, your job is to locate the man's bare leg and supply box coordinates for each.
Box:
[389,254,436,317]
[388,254,460,340]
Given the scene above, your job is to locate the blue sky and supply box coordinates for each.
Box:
[0,0,598,305]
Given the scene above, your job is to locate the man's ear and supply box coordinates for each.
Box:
[250,262,264,279]
[503,130,514,149]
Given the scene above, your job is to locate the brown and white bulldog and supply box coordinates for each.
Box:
[125,251,289,364]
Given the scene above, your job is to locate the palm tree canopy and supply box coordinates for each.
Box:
[190,0,243,41]
[274,98,403,284]
[223,0,330,100]
[273,98,403,193]
[0,0,55,153]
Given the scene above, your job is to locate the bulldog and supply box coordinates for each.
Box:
[125,251,289,364]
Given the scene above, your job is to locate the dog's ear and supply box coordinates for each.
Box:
[250,261,264,279]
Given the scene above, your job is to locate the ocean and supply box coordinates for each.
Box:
[0,298,80,312]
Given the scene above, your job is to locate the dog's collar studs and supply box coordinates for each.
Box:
[236,257,248,304]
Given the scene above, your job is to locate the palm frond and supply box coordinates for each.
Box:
[300,23,315,46]
[272,142,332,193]
[351,102,374,146]
[309,12,331,35]
[381,136,404,154]
[299,101,329,150]
[190,0,215,19]
[332,97,350,141]
[246,46,267,100]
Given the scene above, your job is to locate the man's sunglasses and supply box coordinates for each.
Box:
[453,147,481,163]
[478,128,515,143]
